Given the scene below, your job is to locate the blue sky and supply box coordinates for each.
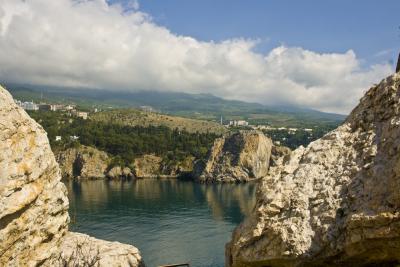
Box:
[0,0,398,113]
[114,0,400,67]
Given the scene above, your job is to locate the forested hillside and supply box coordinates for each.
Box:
[28,111,218,166]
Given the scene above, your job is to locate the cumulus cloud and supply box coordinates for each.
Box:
[0,0,393,114]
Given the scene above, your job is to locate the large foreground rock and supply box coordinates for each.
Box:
[194,131,273,183]
[227,74,400,266]
[0,85,144,266]
[61,232,143,266]
[0,86,69,266]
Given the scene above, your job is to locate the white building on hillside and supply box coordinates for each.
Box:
[76,111,88,120]
[16,100,39,111]
[229,120,249,127]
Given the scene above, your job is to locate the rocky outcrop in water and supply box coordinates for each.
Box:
[133,154,163,178]
[0,85,144,266]
[133,154,195,178]
[226,73,400,266]
[107,166,134,179]
[57,146,110,179]
[194,131,273,183]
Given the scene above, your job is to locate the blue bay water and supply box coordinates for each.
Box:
[66,179,256,267]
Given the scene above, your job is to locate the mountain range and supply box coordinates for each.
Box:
[5,83,345,128]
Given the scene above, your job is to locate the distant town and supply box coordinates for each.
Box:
[16,98,321,149]
[15,99,90,120]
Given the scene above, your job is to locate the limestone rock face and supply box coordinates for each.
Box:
[60,232,143,267]
[107,166,134,179]
[133,154,163,178]
[57,146,109,179]
[0,85,144,266]
[270,145,291,167]
[133,154,195,178]
[226,73,400,266]
[0,86,70,266]
[194,131,273,183]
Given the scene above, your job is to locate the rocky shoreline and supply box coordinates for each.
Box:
[56,131,291,183]
[56,146,194,180]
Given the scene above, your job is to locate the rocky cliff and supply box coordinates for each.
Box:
[57,146,110,179]
[226,73,400,266]
[133,154,195,178]
[133,154,163,178]
[0,86,143,266]
[194,131,273,183]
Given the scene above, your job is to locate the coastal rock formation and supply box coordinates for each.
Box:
[133,154,163,178]
[226,73,400,266]
[194,131,273,183]
[107,166,134,179]
[60,232,143,266]
[57,146,109,179]
[0,86,144,266]
[160,156,195,177]
[133,154,195,178]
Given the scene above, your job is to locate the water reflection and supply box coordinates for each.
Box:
[66,179,256,267]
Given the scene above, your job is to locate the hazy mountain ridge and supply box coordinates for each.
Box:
[5,83,345,128]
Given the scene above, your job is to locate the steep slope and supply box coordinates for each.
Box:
[227,73,400,266]
[194,131,273,183]
[56,146,110,179]
[0,85,143,266]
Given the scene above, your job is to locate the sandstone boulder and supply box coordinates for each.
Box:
[194,131,273,183]
[227,73,400,266]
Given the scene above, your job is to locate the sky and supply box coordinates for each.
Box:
[0,0,399,114]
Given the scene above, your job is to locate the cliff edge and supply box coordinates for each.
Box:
[0,86,143,266]
[194,131,273,183]
[226,73,400,266]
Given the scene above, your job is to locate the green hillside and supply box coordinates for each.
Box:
[5,83,345,128]
[91,109,227,134]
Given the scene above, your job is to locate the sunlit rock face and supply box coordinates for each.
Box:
[226,73,400,267]
[61,232,143,266]
[0,86,70,266]
[57,146,110,179]
[194,131,273,183]
[0,85,144,266]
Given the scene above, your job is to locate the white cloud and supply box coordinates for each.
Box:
[0,0,393,114]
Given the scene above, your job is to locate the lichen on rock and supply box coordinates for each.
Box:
[226,73,400,266]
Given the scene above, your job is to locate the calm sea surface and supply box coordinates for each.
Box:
[66,179,256,267]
